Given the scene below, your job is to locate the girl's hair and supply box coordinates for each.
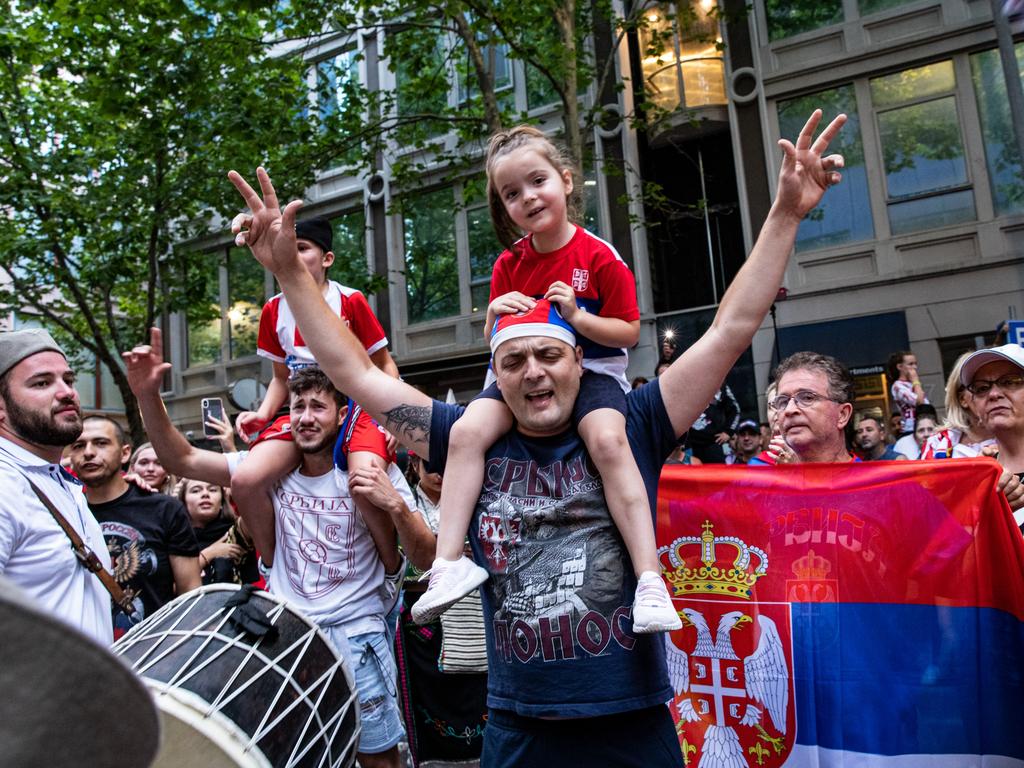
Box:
[485,125,582,250]
[177,478,232,523]
[886,350,912,382]
[941,351,975,433]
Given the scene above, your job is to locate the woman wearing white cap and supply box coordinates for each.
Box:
[959,344,1024,520]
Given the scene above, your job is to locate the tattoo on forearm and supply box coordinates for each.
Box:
[383,404,431,445]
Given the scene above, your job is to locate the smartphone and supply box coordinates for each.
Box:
[201,397,226,438]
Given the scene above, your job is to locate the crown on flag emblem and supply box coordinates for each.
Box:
[659,520,768,599]
[791,548,831,580]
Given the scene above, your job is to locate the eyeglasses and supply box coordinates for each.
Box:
[769,390,841,411]
[966,374,1024,396]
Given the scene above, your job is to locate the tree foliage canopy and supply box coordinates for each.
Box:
[0,0,320,441]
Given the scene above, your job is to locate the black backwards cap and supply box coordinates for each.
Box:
[295,217,333,254]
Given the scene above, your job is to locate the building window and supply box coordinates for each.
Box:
[401,187,460,324]
[870,61,975,235]
[465,178,503,314]
[330,208,376,292]
[228,246,264,360]
[393,31,449,141]
[764,0,841,42]
[640,0,726,112]
[971,45,1024,216]
[187,253,223,367]
[316,48,359,121]
[858,0,915,13]
[764,0,917,41]
[526,63,558,111]
[778,86,873,251]
[458,38,514,111]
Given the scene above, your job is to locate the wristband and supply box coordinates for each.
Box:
[257,557,272,579]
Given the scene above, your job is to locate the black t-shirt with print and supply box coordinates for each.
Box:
[89,484,199,635]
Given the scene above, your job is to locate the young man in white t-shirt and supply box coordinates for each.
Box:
[123,337,435,768]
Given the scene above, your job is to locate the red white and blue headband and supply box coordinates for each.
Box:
[489,299,577,354]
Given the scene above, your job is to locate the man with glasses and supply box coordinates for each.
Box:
[769,352,857,464]
[960,344,1024,486]
[768,349,1023,509]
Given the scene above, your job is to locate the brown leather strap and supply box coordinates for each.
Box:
[27,479,137,617]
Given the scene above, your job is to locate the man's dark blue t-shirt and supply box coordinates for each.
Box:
[429,380,677,718]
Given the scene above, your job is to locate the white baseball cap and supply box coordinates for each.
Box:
[960,343,1024,386]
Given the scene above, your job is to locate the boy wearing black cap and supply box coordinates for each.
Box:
[231,217,403,577]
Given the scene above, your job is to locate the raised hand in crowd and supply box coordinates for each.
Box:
[773,108,847,219]
[123,326,171,398]
[228,167,304,277]
[205,412,239,453]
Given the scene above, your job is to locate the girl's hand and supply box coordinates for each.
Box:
[544,281,579,323]
[203,537,245,563]
[489,292,536,317]
[235,411,268,444]
[205,412,238,453]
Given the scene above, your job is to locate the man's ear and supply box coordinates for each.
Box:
[120,443,132,465]
[574,345,584,371]
[837,402,854,430]
[322,249,336,270]
[337,404,348,427]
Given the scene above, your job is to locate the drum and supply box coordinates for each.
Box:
[114,584,359,768]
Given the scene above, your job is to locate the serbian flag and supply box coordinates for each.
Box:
[656,458,1024,767]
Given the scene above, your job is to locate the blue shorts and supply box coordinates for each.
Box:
[323,626,405,755]
[481,705,683,768]
[476,371,626,422]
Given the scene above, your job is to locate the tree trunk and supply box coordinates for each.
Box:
[555,0,583,169]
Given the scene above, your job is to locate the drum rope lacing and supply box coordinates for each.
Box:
[117,589,359,768]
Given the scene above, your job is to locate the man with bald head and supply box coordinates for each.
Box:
[0,329,112,643]
[223,107,848,766]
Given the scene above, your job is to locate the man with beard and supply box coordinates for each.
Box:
[68,416,200,638]
[122,352,430,768]
[854,413,907,461]
[0,329,112,643]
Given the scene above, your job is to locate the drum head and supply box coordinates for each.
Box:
[0,576,159,768]
[116,584,359,768]
[149,684,269,768]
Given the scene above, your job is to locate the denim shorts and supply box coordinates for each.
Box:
[323,625,405,754]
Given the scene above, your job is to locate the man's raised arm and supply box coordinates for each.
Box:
[122,327,232,487]
[227,168,435,459]
[659,110,847,438]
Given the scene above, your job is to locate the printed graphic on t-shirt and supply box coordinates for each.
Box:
[477,454,634,664]
[571,268,589,292]
[276,486,357,598]
[101,521,156,634]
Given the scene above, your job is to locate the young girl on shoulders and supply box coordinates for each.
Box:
[411,126,679,634]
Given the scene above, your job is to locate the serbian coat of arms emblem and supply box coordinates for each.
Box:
[660,520,796,767]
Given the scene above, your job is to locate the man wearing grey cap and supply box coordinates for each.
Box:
[0,328,113,643]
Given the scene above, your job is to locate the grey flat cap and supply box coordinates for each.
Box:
[0,328,66,378]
